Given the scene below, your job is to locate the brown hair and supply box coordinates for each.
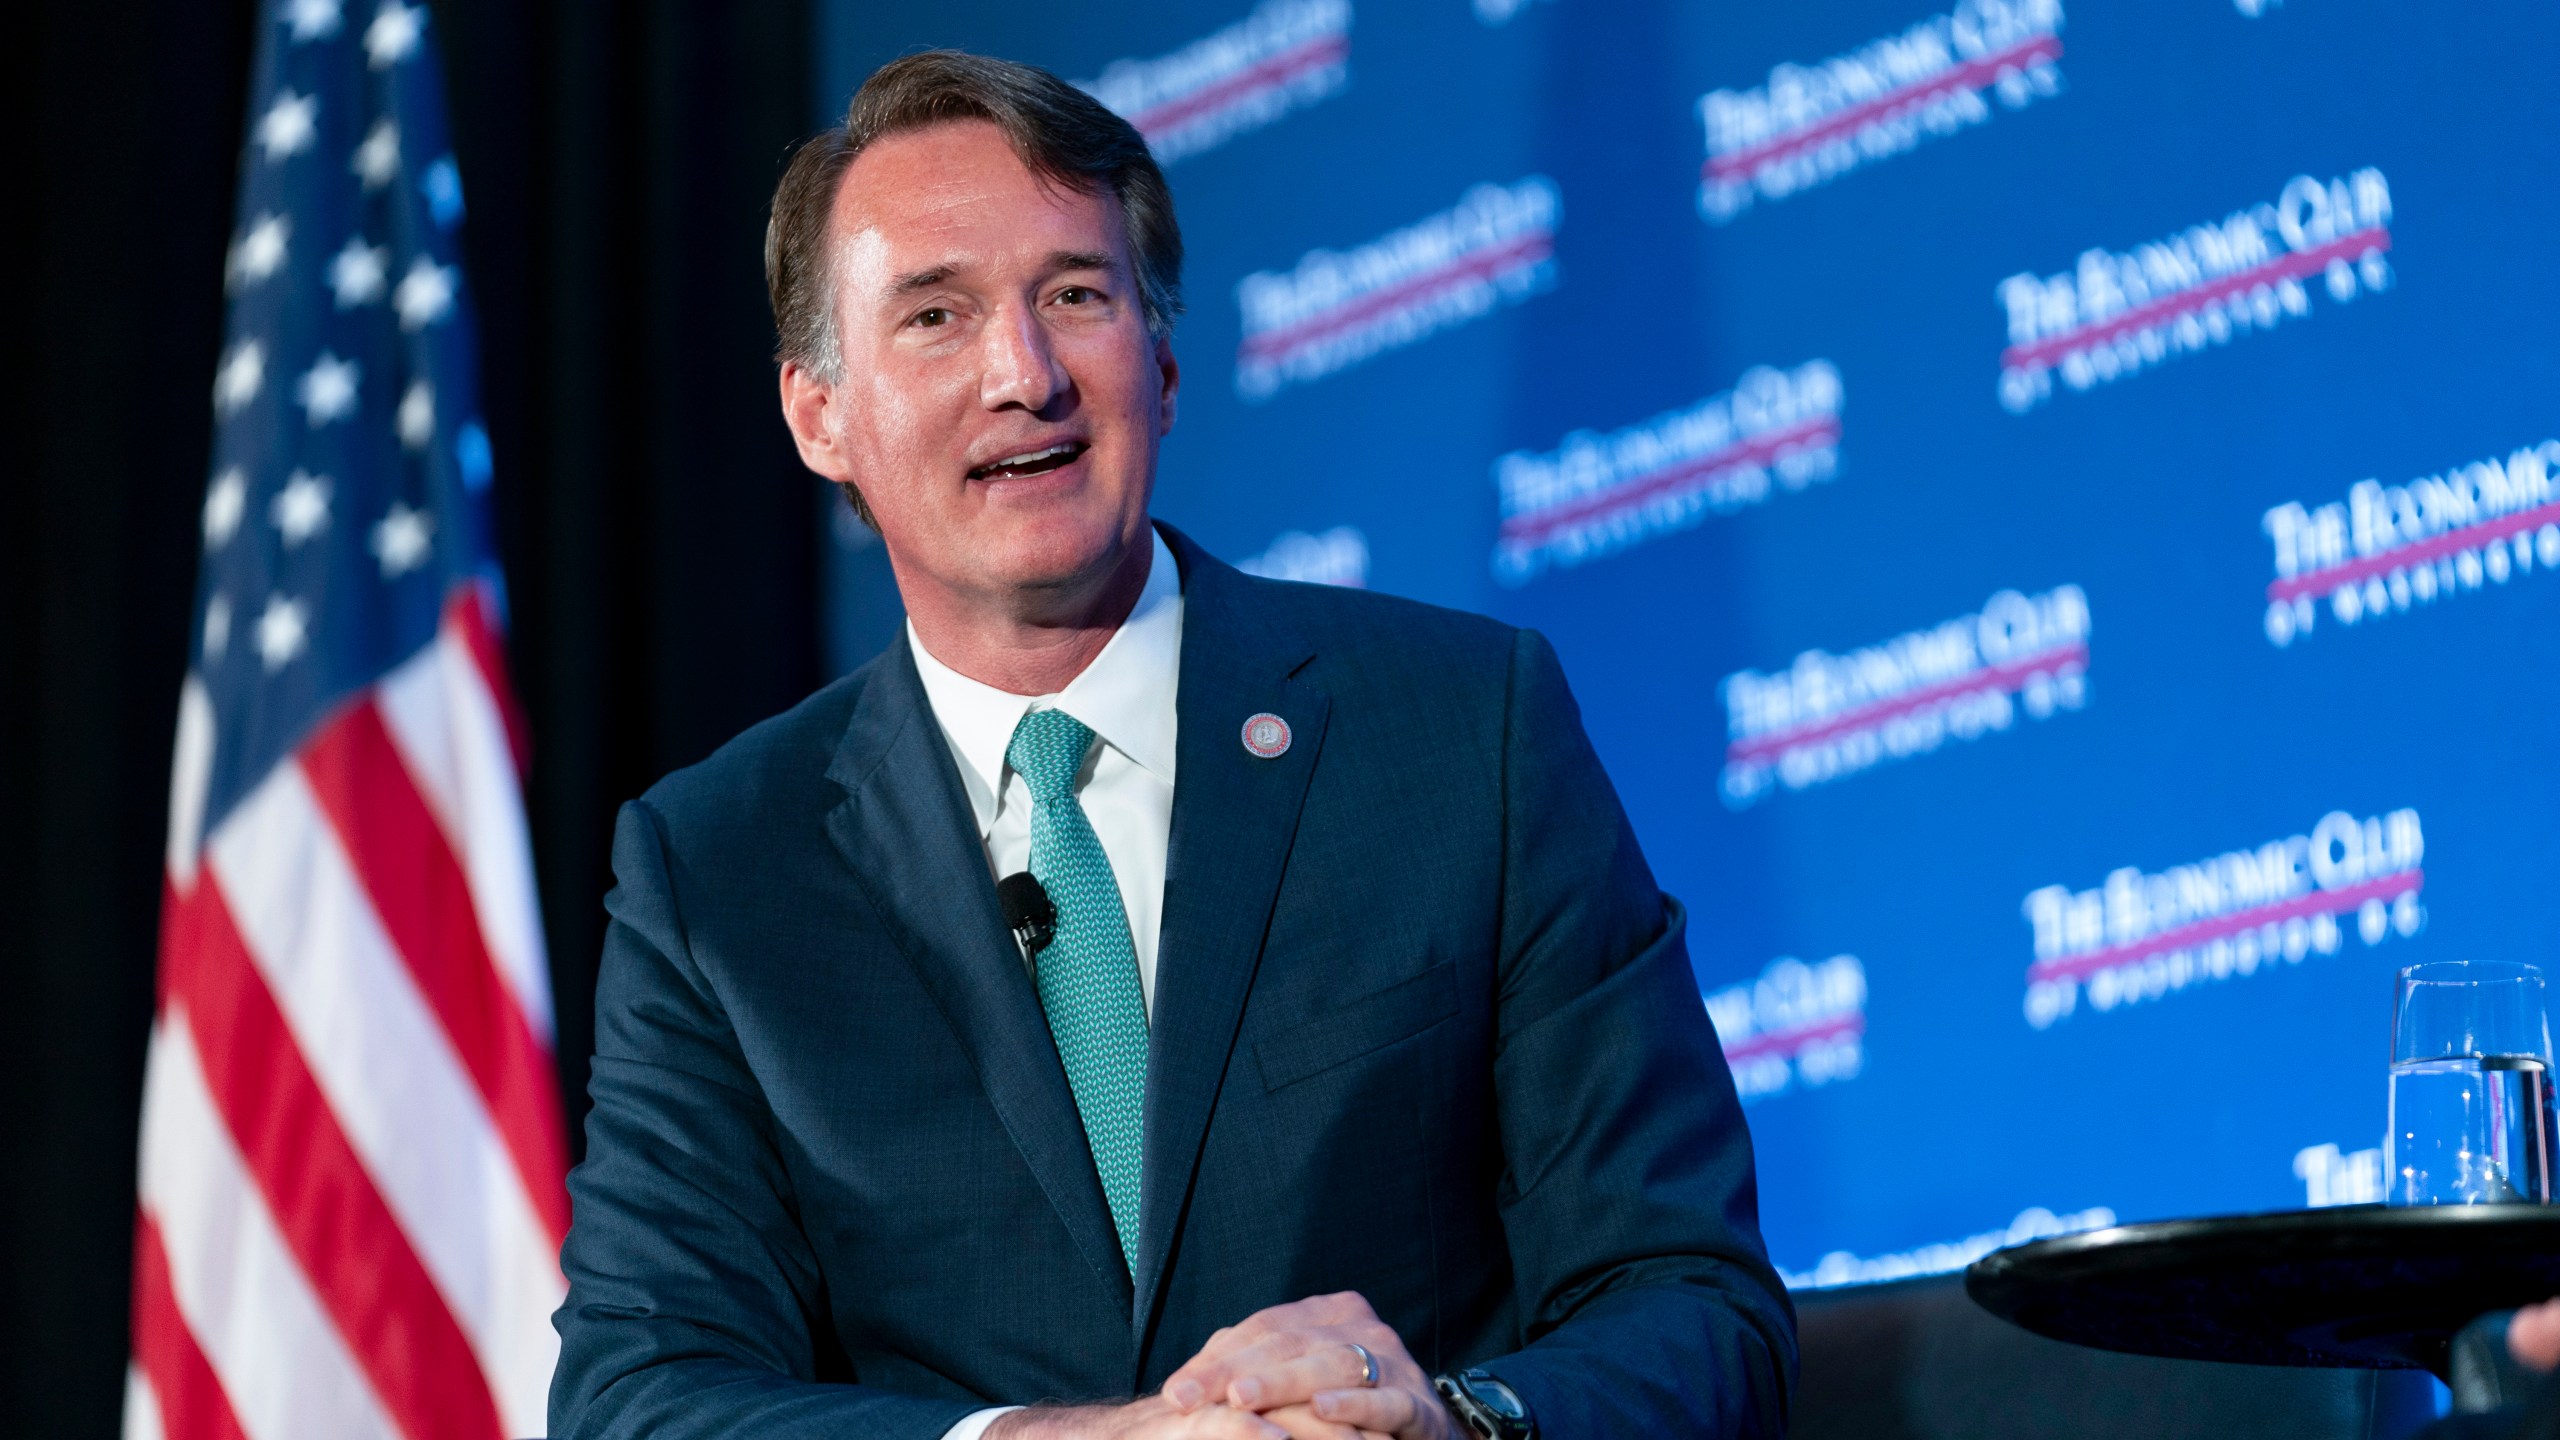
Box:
[764,49,1186,385]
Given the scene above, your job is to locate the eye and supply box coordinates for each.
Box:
[1054,286,1096,306]
[910,307,951,328]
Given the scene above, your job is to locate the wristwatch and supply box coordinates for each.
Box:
[1434,1367,1535,1440]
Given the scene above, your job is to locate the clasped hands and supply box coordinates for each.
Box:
[989,1292,1459,1440]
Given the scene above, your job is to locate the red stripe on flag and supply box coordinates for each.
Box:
[131,1208,251,1440]
[301,698,571,1243]
[448,586,532,776]
[162,878,506,1440]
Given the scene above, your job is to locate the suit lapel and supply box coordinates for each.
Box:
[823,639,1134,1306]
[1135,529,1329,1341]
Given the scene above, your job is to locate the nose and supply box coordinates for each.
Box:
[980,301,1070,415]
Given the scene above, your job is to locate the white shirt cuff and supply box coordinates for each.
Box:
[938,1406,1023,1440]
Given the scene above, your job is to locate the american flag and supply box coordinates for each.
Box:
[131,3,567,1438]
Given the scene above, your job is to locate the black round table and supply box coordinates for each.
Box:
[1965,1204,2560,1379]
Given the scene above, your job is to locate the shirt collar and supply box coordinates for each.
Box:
[908,528,1183,837]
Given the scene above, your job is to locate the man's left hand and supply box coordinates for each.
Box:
[1162,1292,1459,1440]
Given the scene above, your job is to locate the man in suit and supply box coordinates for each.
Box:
[549,50,1795,1440]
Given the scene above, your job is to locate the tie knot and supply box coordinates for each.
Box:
[1006,708,1096,801]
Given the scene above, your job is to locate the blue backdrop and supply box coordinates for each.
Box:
[815,0,2560,1288]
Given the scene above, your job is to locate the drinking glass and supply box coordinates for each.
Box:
[2387,961,2557,1206]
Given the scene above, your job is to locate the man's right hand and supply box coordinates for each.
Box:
[2512,1297,2560,1372]
[988,1396,1297,1440]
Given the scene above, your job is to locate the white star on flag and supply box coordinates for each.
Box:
[353,119,400,189]
[296,351,362,425]
[328,238,390,307]
[283,0,342,41]
[253,593,311,672]
[256,89,319,161]
[227,213,290,291]
[271,470,333,546]
[396,380,436,448]
[371,502,435,577]
[391,256,458,330]
[203,468,248,546]
[365,0,424,68]
[202,594,232,663]
[213,340,265,416]
[393,256,457,330]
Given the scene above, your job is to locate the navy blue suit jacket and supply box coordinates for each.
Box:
[550,526,1795,1439]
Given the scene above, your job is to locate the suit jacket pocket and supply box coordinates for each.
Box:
[1256,961,1458,1093]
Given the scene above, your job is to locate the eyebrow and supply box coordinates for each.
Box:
[881,251,1117,303]
[886,265,955,301]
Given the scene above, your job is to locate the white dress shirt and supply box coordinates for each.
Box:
[907,530,1182,1440]
[908,527,1183,1010]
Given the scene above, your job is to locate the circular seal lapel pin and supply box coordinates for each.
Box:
[1240,712,1292,759]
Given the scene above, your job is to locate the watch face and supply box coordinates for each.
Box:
[1463,1372,1527,1422]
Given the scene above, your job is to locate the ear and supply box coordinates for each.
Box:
[1153,334,1180,437]
[778,360,852,482]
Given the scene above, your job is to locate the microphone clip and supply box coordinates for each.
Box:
[996,872,1058,957]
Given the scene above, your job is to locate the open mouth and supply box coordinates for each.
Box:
[968,441,1089,481]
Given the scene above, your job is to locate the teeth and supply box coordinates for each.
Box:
[991,443,1076,469]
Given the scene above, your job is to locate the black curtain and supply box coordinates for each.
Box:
[7,1,826,1432]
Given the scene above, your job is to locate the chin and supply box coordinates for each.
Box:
[977,514,1137,592]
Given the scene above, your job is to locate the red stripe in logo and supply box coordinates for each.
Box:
[1706,34,2063,182]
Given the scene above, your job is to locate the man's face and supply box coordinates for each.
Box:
[785,120,1177,612]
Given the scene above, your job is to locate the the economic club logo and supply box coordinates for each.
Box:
[1237,525,1368,588]
[1078,0,1351,166]
[1697,0,2064,225]
[1718,585,2089,808]
[1706,954,1867,1105]
[2021,808,2426,1029]
[2295,1141,2385,1208]
[1492,360,1842,585]
[1998,167,2393,413]
[2261,438,2560,647]
[1234,177,1558,401]
[1781,1205,2114,1292]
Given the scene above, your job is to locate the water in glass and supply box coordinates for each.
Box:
[2386,1054,2554,1204]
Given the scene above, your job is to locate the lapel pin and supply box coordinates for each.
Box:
[1240,712,1292,759]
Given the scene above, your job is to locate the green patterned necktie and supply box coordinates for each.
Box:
[1005,707,1148,1275]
